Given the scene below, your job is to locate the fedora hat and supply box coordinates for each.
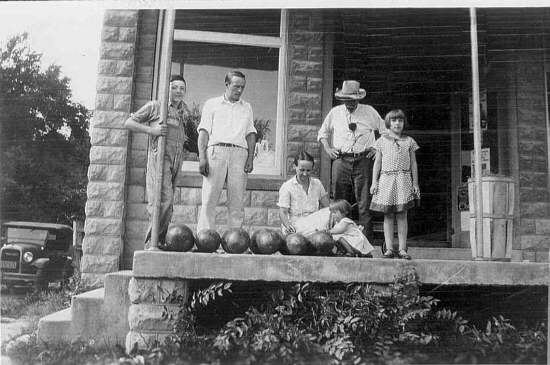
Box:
[334,80,366,100]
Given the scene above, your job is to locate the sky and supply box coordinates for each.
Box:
[0,3,104,109]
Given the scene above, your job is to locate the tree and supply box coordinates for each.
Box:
[0,33,90,224]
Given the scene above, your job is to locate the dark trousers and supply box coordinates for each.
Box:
[331,156,374,242]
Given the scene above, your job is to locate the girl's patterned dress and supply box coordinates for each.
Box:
[370,134,420,213]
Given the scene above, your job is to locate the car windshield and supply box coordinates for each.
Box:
[6,227,49,245]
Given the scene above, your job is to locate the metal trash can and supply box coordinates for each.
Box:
[468,176,514,261]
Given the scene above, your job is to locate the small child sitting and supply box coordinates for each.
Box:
[329,200,374,257]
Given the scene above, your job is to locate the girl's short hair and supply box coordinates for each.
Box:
[293,151,315,166]
[329,199,352,217]
[384,109,407,129]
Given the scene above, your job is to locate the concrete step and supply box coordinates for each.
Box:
[37,308,73,343]
[38,270,134,346]
[70,288,105,341]
[103,270,133,345]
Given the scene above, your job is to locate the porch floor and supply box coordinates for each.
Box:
[133,251,548,287]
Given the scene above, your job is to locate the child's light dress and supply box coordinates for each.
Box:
[370,134,420,213]
[332,217,374,255]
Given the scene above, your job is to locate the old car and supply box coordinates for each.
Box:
[0,221,74,292]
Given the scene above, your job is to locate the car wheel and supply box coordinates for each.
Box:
[34,269,48,293]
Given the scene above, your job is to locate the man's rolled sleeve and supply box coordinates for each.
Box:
[245,105,257,136]
[197,100,213,133]
[129,101,155,124]
[317,111,333,142]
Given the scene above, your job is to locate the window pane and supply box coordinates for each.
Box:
[173,41,280,174]
[175,10,281,37]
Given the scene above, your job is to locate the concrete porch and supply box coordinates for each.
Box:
[38,249,548,351]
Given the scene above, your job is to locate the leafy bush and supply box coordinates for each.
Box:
[163,268,547,364]
[4,269,546,364]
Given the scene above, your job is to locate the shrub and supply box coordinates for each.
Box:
[164,268,546,364]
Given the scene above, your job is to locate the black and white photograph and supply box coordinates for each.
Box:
[0,1,548,364]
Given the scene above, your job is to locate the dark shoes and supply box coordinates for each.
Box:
[397,249,411,260]
[357,253,373,258]
[383,249,411,260]
[383,249,396,258]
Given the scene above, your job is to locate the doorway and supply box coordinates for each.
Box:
[332,8,471,247]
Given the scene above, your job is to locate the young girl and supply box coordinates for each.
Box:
[329,200,374,257]
[278,151,330,235]
[370,109,420,260]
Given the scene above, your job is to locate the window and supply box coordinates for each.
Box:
[163,10,288,178]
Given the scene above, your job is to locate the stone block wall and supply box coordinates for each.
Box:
[516,59,550,262]
[486,9,550,262]
[81,10,139,287]
[286,10,325,175]
[126,277,187,350]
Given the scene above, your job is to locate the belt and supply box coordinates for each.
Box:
[212,143,245,149]
[338,151,368,159]
[381,169,411,175]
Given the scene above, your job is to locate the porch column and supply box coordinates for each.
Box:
[82,10,139,287]
[469,8,484,259]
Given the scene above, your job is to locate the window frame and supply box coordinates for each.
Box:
[154,10,289,186]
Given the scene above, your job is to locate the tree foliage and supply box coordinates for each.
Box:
[0,33,90,224]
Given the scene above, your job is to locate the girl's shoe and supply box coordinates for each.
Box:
[383,249,396,259]
[397,249,411,260]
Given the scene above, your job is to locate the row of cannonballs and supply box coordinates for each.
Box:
[161,224,336,256]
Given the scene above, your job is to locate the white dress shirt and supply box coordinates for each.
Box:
[197,95,256,149]
[317,104,385,153]
[278,176,328,223]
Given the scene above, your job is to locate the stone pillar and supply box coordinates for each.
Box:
[81,10,139,287]
[126,277,188,351]
[286,11,325,176]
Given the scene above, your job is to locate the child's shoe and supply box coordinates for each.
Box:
[383,249,396,258]
[356,252,373,258]
[397,249,411,260]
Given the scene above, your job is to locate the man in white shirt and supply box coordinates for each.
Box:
[318,80,385,242]
[196,71,257,232]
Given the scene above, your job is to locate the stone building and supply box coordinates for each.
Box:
[80,8,550,287]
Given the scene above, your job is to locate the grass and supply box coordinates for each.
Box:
[1,270,142,365]
[1,288,71,319]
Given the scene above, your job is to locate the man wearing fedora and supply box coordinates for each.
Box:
[318,80,386,242]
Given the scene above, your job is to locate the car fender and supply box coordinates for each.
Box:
[31,258,50,269]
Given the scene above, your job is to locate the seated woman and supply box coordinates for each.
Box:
[278,151,330,236]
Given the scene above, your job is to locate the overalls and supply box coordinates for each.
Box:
[144,101,188,245]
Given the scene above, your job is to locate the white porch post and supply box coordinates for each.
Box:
[150,9,176,250]
[469,8,484,259]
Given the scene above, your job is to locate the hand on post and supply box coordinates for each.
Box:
[150,124,168,137]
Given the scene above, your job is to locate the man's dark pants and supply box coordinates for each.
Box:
[331,156,374,242]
